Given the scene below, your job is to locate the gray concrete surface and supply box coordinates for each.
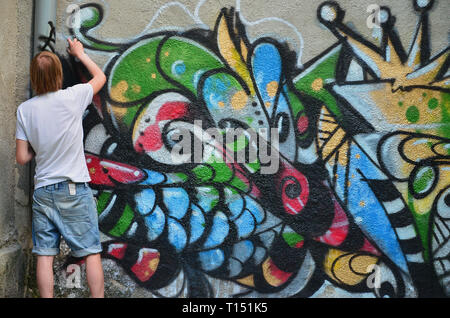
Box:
[0,0,33,298]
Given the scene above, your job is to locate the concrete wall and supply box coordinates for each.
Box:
[0,0,33,297]
[0,0,448,298]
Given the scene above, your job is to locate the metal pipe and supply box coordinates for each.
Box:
[28,0,58,267]
[33,0,57,55]
[24,2,58,275]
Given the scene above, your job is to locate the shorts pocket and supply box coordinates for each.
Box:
[62,218,93,238]
[32,210,50,234]
[58,196,94,238]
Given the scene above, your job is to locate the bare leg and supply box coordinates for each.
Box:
[36,255,54,298]
[85,253,104,298]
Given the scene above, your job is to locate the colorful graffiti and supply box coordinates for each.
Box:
[62,0,449,297]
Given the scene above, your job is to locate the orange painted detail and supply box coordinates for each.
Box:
[236,275,255,287]
[262,258,293,287]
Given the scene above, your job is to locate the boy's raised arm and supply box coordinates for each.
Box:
[67,38,106,95]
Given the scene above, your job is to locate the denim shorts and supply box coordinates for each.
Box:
[32,181,102,258]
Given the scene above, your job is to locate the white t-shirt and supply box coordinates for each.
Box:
[16,83,94,189]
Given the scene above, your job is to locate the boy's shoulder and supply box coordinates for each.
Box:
[67,83,90,90]
[17,95,39,114]
[17,84,91,114]
[17,85,80,111]
[63,83,92,97]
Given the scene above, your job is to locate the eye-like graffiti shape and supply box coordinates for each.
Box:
[62,0,449,298]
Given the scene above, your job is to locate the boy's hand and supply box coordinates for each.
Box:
[66,37,107,95]
[67,38,85,59]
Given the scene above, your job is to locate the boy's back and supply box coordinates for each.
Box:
[16,83,93,189]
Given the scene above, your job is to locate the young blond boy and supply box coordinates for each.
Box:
[16,38,106,298]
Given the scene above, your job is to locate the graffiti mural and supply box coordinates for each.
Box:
[62,0,449,298]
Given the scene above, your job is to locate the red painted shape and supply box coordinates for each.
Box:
[297,115,309,134]
[135,124,163,153]
[278,161,309,215]
[156,101,188,122]
[86,154,145,186]
[314,199,349,246]
[134,101,189,154]
[295,241,305,249]
[107,243,128,260]
[131,249,160,283]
